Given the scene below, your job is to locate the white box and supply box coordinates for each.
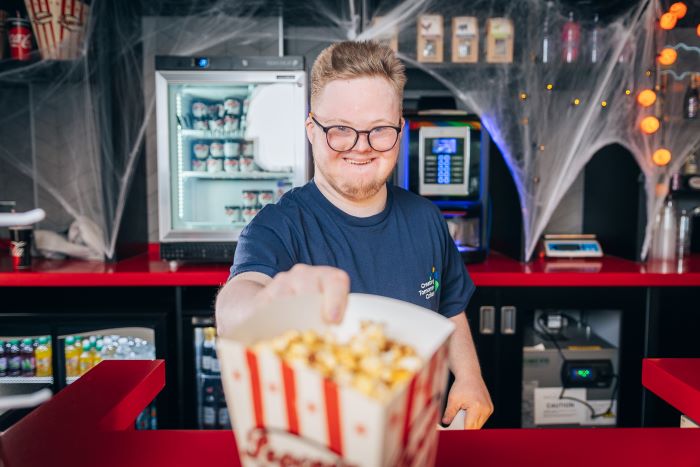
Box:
[218,293,455,467]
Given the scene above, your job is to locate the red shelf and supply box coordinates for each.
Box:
[643,358,700,424]
[1,249,700,288]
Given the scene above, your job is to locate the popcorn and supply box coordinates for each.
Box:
[252,321,423,401]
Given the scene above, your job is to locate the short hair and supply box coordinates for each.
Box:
[310,40,406,111]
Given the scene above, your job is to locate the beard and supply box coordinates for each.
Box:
[316,162,390,202]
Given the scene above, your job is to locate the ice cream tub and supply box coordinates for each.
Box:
[217,293,454,467]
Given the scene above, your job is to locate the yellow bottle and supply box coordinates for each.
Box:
[65,336,80,378]
[35,337,52,377]
[79,340,92,375]
[92,341,103,368]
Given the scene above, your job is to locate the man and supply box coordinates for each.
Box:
[216,40,493,429]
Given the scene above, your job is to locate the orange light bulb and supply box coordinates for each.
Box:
[652,148,672,166]
[697,23,700,36]
[669,2,687,19]
[660,12,678,30]
[637,89,657,107]
[640,116,660,134]
[658,48,678,65]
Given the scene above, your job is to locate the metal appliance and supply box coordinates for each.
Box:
[155,56,309,262]
[521,312,619,428]
[396,113,489,263]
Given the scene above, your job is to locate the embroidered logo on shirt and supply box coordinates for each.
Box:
[418,266,439,300]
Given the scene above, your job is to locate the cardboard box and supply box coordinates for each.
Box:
[451,17,478,63]
[24,0,89,60]
[486,18,513,63]
[417,14,443,63]
[372,16,399,53]
[218,293,455,467]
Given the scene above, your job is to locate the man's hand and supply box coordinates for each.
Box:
[257,264,351,323]
[442,312,494,429]
[216,264,351,336]
[442,373,493,429]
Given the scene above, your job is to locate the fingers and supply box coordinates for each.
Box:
[262,265,350,324]
[442,394,461,426]
[319,268,350,323]
[463,405,481,429]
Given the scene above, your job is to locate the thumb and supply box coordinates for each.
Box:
[442,395,461,425]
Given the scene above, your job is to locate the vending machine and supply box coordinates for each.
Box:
[155,56,309,262]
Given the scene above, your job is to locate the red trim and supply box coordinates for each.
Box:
[323,378,343,455]
[281,362,299,435]
[642,358,700,424]
[402,376,418,448]
[245,350,264,429]
[2,251,700,288]
[44,0,56,52]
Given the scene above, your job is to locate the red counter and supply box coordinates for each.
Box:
[2,248,700,287]
[2,360,699,467]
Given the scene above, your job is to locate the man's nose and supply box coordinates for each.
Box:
[354,132,372,152]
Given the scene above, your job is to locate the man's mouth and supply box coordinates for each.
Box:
[343,157,374,166]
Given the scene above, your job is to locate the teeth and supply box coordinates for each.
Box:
[345,159,372,165]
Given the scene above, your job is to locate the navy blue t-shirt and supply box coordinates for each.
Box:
[230,180,475,318]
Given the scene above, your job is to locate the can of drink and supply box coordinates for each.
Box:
[7,17,32,61]
[209,103,224,118]
[193,141,209,159]
[191,100,208,118]
[241,142,255,156]
[223,115,239,133]
[259,190,274,206]
[193,118,209,130]
[207,155,224,173]
[240,155,255,173]
[224,97,241,115]
[192,158,206,172]
[241,190,258,208]
[9,226,33,270]
[242,207,259,223]
[224,205,242,222]
[223,140,240,157]
[210,140,224,157]
[208,117,225,133]
[224,155,239,172]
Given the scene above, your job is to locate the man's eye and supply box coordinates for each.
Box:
[334,126,352,133]
[371,127,391,135]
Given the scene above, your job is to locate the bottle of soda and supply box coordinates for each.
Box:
[65,336,80,377]
[0,340,7,377]
[202,382,217,429]
[201,327,216,374]
[561,11,580,64]
[217,383,231,429]
[35,336,52,377]
[8,339,22,376]
[20,338,36,376]
[79,340,92,375]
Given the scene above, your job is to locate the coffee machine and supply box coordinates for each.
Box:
[395,113,489,263]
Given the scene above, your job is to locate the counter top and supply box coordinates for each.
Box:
[1,360,699,467]
[1,247,700,287]
[643,358,700,424]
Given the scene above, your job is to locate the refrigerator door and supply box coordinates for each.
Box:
[192,316,229,430]
[156,70,308,244]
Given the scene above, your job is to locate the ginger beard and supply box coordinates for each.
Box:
[307,77,402,202]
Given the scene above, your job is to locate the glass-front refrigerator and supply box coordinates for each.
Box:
[155,56,309,262]
[0,313,168,430]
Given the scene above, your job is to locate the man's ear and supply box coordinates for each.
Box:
[305,116,314,144]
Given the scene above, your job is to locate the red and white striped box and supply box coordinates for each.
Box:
[218,293,455,467]
[24,0,89,60]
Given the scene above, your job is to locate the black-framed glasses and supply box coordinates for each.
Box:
[310,113,402,152]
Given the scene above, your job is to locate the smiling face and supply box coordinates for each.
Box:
[306,76,402,203]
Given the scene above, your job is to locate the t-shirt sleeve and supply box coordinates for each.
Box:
[437,216,476,318]
[229,215,296,281]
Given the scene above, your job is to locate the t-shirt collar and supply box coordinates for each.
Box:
[309,179,393,227]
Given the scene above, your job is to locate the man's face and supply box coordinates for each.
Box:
[306,76,403,202]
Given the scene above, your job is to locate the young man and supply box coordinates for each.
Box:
[216,41,493,429]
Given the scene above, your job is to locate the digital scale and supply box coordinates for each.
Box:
[418,126,470,196]
[543,234,603,258]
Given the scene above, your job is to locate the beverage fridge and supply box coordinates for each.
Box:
[155,56,310,262]
[0,312,167,430]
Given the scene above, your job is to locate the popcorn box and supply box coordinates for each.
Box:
[24,0,89,60]
[217,293,455,467]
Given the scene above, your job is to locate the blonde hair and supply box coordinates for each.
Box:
[310,40,406,111]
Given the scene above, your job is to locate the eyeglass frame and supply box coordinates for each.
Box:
[309,112,403,153]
